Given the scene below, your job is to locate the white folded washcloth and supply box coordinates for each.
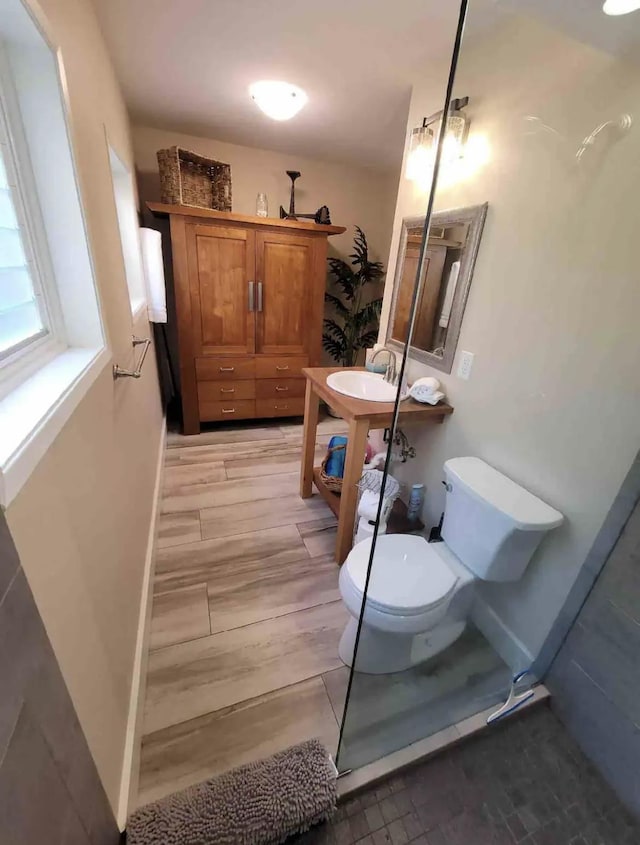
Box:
[418,389,445,405]
[409,377,446,405]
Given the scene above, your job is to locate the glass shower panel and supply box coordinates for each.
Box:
[337,0,640,773]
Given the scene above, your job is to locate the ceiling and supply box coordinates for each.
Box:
[92,0,466,172]
[93,0,640,173]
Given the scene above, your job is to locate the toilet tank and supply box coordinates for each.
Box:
[441,457,563,582]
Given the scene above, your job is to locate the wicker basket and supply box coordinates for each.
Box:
[319,444,346,494]
[157,146,232,211]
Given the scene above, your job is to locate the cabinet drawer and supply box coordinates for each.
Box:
[255,356,307,380]
[199,399,255,421]
[256,378,306,400]
[196,357,255,381]
[199,380,256,402]
[256,397,305,418]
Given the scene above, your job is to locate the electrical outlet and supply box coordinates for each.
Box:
[457,350,474,380]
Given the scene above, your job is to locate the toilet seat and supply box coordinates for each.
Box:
[342,534,458,616]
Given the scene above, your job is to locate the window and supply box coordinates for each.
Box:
[0,61,65,386]
[0,0,108,506]
[108,144,146,315]
[0,144,46,357]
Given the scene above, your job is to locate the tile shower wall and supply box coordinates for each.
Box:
[0,513,119,844]
[547,483,640,817]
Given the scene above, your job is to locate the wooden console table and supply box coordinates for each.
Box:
[300,368,454,564]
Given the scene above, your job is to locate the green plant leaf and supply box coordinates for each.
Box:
[324,292,350,317]
[322,335,345,364]
[324,226,385,367]
[355,329,379,350]
[352,298,383,329]
[327,257,357,301]
[323,318,349,343]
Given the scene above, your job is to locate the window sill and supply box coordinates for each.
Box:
[0,346,109,507]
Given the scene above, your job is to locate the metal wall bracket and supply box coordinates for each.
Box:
[113,336,151,380]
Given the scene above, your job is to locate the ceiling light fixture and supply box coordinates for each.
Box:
[249,80,308,121]
[602,0,640,14]
[406,97,470,182]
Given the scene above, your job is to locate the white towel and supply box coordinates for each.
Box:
[419,389,445,406]
[140,228,167,323]
[438,260,460,329]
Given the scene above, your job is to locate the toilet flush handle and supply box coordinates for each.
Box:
[442,480,453,493]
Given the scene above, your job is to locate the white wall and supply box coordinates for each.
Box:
[132,124,399,264]
[5,0,164,817]
[379,14,640,665]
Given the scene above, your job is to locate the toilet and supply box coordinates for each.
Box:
[338,457,563,674]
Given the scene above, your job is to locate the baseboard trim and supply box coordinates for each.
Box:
[117,418,166,829]
[471,595,534,673]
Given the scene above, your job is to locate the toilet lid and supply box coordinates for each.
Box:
[345,534,458,615]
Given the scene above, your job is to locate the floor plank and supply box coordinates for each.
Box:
[162,461,226,492]
[207,552,340,633]
[298,517,339,557]
[164,439,312,467]
[161,471,300,514]
[157,511,201,549]
[154,524,308,594]
[137,677,339,807]
[149,584,211,650]
[224,447,325,480]
[200,492,333,540]
[166,426,286,448]
[143,601,348,734]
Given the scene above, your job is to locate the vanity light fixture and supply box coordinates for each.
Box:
[405,97,470,182]
[602,0,640,14]
[249,80,308,121]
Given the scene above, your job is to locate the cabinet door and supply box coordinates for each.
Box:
[186,223,256,356]
[255,231,316,356]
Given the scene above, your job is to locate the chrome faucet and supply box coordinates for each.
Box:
[371,347,398,385]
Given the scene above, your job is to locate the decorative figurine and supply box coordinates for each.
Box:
[278,171,331,225]
[286,170,301,218]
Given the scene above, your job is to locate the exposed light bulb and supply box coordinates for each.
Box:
[249,80,308,121]
[603,0,640,14]
[405,125,434,181]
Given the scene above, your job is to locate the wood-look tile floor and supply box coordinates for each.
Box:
[138,415,349,807]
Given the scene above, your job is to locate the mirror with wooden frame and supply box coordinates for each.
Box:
[387,203,487,373]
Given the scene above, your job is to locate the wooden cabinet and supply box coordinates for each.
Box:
[187,224,256,356]
[149,203,345,433]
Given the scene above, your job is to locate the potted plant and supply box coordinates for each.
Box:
[322,227,384,368]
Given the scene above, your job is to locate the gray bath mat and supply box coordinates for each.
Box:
[127,739,337,845]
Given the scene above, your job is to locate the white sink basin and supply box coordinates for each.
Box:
[326,370,408,403]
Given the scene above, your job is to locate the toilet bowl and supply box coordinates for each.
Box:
[338,534,475,673]
[338,456,564,674]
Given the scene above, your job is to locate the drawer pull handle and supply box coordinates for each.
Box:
[220,388,235,393]
[221,408,236,414]
[275,386,289,392]
[276,365,289,371]
[275,404,289,410]
[219,366,235,372]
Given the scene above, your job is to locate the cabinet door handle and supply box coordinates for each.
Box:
[257,281,263,312]
[248,281,255,312]
[220,387,235,393]
[275,386,289,392]
[276,365,289,371]
[221,408,236,414]
[219,366,235,372]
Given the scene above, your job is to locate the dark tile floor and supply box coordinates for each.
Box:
[298,705,640,845]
